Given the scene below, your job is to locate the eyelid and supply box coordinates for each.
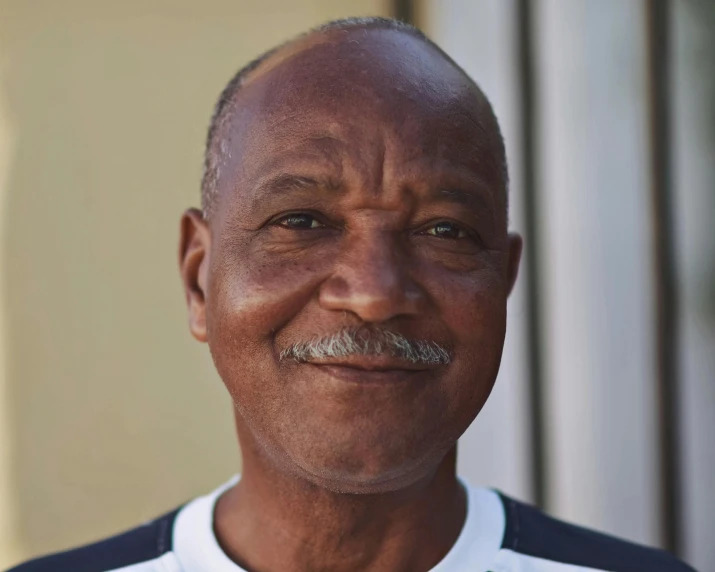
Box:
[268,210,342,232]
[281,214,321,227]
[417,219,468,235]
[267,210,322,226]
[415,218,485,245]
[425,224,466,237]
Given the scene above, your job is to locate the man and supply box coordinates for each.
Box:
[8,16,694,572]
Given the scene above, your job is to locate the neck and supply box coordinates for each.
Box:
[214,430,466,572]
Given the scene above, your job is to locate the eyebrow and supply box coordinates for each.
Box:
[429,178,498,226]
[250,172,497,220]
[436,187,491,210]
[252,173,343,202]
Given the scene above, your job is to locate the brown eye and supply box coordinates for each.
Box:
[277,214,324,229]
[425,221,467,239]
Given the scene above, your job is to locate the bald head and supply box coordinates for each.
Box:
[200,17,508,219]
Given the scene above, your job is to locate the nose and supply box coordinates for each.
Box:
[319,232,425,323]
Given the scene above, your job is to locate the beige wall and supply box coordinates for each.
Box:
[0,1,389,567]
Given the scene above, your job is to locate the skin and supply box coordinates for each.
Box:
[179,27,522,572]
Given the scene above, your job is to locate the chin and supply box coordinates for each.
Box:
[281,434,451,495]
[296,463,435,495]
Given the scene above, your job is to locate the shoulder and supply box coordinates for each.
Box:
[5,507,180,572]
[497,493,696,572]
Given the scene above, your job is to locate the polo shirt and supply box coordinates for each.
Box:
[6,476,694,572]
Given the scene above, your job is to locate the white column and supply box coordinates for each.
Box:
[672,2,715,568]
[420,0,533,502]
[535,0,660,546]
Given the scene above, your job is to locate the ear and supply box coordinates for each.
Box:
[179,208,211,342]
[506,233,523,297]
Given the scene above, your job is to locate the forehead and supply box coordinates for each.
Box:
[215,28,504,206]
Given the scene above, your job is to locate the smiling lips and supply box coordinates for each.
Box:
[307,353,432,370]
[304,353,440,384]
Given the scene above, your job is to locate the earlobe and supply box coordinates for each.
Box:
[506,233,523,297]
[179,208,211,342]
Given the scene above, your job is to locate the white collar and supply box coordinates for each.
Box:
[172,475,505,572]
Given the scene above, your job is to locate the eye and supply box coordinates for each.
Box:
[423,221,468,239]
[276,213,325,229]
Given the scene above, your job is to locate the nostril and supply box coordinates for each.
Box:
[325,275,350,298]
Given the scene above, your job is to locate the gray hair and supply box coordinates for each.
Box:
[279,326,451,366]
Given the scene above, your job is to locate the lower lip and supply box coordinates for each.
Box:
[307,364,428,384]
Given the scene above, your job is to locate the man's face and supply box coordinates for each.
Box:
[180,29,521,493]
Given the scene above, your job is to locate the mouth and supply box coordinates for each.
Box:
[304,355,436,384]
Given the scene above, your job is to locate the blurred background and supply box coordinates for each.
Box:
[0,0,712,570]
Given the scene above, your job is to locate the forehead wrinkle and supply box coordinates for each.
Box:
[204,22,509,223]
[251,173,344,205]
[214,75,506,227]
[398,153,498,200]
[224,132,346,190]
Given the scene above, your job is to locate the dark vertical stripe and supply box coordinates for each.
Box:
[645,0,682,556]
[516,0,548,510]
[392,0,414,24]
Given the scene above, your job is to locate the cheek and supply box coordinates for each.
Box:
[448,274,507,344]
[204,245,333,396]
[427,263,508,406]
[208,247,328,338]
[425,253,508,346]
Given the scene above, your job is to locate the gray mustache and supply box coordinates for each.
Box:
[279,327,451,366]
